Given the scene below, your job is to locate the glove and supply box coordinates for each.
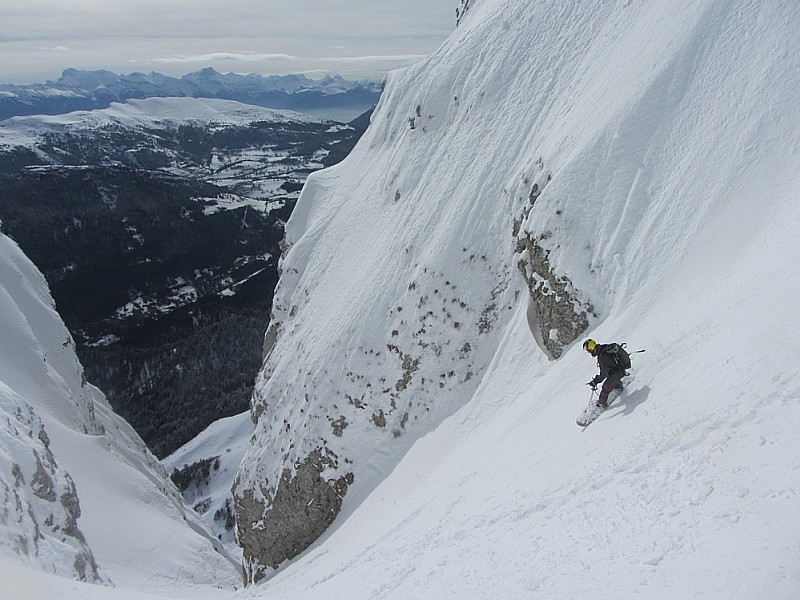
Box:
[586,381,597,391]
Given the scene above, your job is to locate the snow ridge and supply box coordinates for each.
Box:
[0,97,327,149]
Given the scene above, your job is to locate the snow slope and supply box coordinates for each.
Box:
[3,0,800,598]
[232,0,800,594]
[162,411,254,559]
[0,232,241,596]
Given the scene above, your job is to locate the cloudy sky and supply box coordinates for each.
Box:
[1,0,455,84]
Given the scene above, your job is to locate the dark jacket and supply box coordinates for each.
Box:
[590,344,624,386]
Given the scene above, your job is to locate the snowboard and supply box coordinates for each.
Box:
[576,386,623,427]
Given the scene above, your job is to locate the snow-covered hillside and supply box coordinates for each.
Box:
[0,96,328,146]
[2,0,800,598]
[0,232,241,595]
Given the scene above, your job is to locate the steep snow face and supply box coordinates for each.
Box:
[234,0,800,585]
[0,234,103,580]
[0,233,241,594]
[0,236,101,435]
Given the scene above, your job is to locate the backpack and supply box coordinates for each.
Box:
[605,342,632,371]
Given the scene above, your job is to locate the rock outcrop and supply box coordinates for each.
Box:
[0,386,105,582]
[514,182,595,358]
[234,448,353,582]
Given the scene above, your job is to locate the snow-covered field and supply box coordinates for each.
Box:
[2,0,799,598]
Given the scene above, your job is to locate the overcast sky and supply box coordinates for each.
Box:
[1,1,455,84]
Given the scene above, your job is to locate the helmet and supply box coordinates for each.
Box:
[582,339,597,353]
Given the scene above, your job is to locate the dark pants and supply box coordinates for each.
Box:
[598,369,624,407]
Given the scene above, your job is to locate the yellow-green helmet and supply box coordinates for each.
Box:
[582,338,597,353]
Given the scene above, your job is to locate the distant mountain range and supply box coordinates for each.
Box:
[0,68,383,122]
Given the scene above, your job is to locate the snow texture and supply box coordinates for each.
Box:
[3,0,800,597]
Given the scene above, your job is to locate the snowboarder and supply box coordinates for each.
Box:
[583,338,627,409]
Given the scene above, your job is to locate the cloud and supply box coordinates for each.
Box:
[152,52,429,66]
[321,55,430,64]
[0,0,453,83]
[153,52,298,65]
